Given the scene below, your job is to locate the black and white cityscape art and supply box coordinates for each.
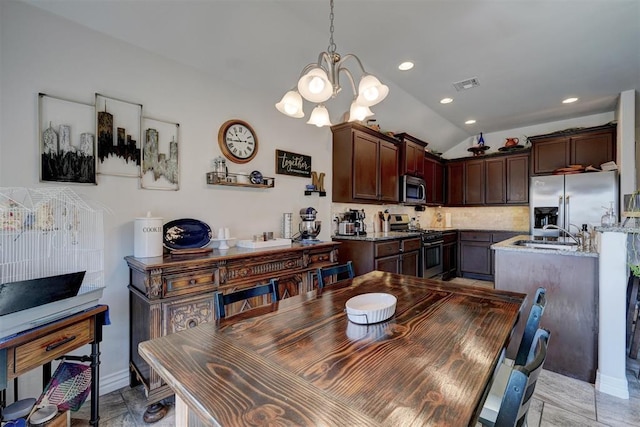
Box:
[141,118,179,190]
[39,93,97,184]
[95,93,142,177]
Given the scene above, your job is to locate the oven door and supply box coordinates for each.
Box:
[422,240,444,278]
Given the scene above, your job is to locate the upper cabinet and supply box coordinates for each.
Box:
[331,122,399,204]
[424,154,444,206]
[530,124,615,175]
[445,151,530,206]
[395,133,428,178]
[446,160,465,206]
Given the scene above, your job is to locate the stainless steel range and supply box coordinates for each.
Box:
[389,214,444,278]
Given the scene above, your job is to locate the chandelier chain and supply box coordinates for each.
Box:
[328,0,337,55]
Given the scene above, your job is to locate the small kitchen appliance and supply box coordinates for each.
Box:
[400,175,427,205]
[336,209,367,236]
[299,207,321,241]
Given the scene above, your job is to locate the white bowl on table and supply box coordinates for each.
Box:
[345,293,397,325]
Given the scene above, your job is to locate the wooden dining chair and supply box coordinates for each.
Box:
[215,279,279,319]
[514,287,547,365]
[479,287,546,423]
[478,328,551,427]
[317,261,354,289]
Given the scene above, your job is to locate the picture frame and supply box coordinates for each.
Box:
[275,149,312,178]
[140,117,180,191]
[38,93,97,184]
[95,93,142,177]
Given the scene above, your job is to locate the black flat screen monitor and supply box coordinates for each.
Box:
[0,271,86,316]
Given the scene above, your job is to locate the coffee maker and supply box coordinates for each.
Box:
[350,209,366,236]
[299,207,321,241]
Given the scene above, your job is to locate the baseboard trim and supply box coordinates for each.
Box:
[596,370,629,399]
[99,368,131,396]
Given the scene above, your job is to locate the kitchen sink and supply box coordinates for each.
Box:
[513,240,579,251]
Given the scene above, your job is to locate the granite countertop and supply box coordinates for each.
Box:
[491,235,598,257]
[332,231,422,241]
[332,228,528,242]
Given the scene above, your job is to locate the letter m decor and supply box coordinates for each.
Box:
[275,149,312,178]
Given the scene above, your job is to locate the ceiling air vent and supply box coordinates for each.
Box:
[453,77,480,91]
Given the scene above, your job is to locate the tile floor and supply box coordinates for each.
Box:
[70,277,640,426]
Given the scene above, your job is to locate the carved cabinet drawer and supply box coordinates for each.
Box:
[13,319,93,376]
[163,294,215,335]
[164,269,216,298]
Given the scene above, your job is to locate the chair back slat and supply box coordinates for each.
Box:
[215,279,279,319]
[317,261,354,289]
[514,287,547,366]
[496,328,551,427]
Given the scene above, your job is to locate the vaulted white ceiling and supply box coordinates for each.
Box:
[23,0,640,150]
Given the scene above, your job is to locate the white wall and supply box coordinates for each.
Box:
[0,0,340,397]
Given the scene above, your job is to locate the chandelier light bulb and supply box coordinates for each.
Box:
[298,68,333,103]
[356,74,389,107]
[308,76,326,94]
[348,100,374,122]
[307,105,332,127]
[275,90,304,118]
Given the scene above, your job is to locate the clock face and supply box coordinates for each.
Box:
[218,120,258,164]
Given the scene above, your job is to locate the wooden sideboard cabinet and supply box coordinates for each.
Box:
[125,242,339,418]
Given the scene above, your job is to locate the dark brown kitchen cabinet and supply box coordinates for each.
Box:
[485,157,506,204]
[332,122,399,204]
[446,151,529,206]
[459,231,492,280]
[424,155,444,206]
[459,230,522,281]
[441,230,458,281]
[446,161,465,206]
[530,124,615,175]
[396,133,428,178]
[506,154,529,204]
[464,159,485,205]
[332,236,421,277]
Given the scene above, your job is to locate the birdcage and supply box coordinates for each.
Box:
[0,187,106,337]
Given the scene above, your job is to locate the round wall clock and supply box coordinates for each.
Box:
[218,119,258,164]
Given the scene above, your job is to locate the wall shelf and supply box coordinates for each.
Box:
[304,190,326,197]
[206,172,274,188]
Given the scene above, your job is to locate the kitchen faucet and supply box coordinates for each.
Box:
[542,224,581,245]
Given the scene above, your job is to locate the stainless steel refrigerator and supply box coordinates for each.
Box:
[530,171,618,237]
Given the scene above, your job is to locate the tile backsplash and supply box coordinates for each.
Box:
[331,203,530,233]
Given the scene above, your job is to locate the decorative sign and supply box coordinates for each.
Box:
[275,149,312,178]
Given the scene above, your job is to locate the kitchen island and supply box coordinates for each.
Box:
[492,235,598,382]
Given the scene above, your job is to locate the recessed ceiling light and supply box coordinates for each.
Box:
[398,61,414,71]
[465,119,476,125]
[440,98,453,104]
[563,97,579,104]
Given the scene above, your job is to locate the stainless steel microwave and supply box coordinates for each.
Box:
[401,175,426,205]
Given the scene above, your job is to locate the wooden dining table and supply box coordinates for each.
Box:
[138,271,526,427]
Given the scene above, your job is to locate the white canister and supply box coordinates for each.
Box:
[134,212,163,257]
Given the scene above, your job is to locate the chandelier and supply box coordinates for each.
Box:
[275,0,389,127]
